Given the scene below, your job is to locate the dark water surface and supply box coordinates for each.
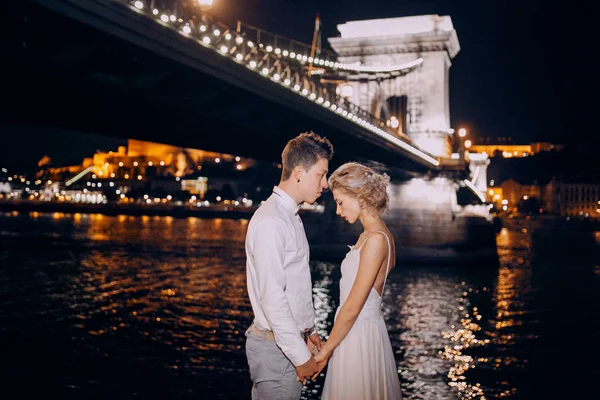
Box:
[1,212,598,399]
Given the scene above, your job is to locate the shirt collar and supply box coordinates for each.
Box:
[273,186,300,215]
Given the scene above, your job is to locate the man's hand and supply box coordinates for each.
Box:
[295,356,318,385]
[307,332,322,353]
[306,332,322,355]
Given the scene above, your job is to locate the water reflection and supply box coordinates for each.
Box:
[0,213,597,399]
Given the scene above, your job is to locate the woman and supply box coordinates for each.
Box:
[315,162,402,400]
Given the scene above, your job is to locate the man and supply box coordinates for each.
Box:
[245,131,334,400]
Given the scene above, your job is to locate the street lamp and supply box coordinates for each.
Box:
[458,128,467,137]
[464,140,472,149]
[197,0,214,6]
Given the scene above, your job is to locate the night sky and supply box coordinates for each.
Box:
[1,0,588,172]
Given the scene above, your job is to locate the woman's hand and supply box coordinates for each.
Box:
[311,347,331,380]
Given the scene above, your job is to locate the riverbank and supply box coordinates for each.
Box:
[500,214,600,232]
[0,200,257,219]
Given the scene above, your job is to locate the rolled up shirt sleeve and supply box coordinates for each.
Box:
[250,217,312,366]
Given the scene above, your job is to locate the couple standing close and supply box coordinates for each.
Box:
[245,132,402,400]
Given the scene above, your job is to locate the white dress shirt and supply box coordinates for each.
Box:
[245,186,315,366]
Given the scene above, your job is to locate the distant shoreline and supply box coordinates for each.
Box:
[0,200,257,219]
[500,214,600,232]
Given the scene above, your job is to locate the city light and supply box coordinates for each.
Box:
[464,140,472,148]
[388,116,399,129]
[458,128,467,137]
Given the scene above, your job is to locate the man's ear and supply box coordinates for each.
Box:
[293,166,305,182]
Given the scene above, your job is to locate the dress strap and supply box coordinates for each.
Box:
[374,231,392,297]
[354,232,374,251]
[357,231,392,296]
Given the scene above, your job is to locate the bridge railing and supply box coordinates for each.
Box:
[117,0,439,167]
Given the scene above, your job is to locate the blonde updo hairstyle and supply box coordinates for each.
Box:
[328,163,390,214]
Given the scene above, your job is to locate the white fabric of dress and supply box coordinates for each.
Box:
[321,231,402,400]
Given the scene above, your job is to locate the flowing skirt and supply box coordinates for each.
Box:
[321,315,402,400]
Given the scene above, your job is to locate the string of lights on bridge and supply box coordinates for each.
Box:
[124,0,438,167]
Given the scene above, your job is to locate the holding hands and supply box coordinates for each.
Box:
[297,332,330,384]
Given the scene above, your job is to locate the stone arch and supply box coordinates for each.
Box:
[380,95,408,135]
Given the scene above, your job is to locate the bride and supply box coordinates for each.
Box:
[314,162,402,400]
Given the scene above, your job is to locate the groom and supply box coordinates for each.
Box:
[245,131,334,400]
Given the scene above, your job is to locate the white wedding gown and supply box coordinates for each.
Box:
[321,231,402,400]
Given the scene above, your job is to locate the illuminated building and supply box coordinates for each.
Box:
[41,139,254,183]
[468,142,564,158]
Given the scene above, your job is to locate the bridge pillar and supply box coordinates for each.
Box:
[467,152,490,195]
[329,15,460,158]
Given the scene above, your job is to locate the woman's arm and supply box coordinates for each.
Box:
[317,233,387,360]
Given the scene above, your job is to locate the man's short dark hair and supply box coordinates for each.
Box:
[281,132,334,181]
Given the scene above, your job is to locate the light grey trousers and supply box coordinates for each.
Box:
[245,328,302,400]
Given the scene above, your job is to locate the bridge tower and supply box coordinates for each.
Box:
[329,15,460,158]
